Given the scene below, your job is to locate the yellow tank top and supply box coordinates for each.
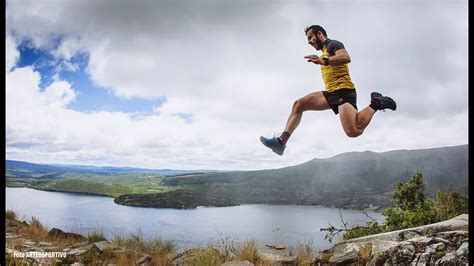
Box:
[321,41,355,92]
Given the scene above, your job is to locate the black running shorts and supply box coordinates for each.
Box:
[322,88,358,115]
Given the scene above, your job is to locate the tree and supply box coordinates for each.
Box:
[392,171,426,211]
[322,171,468,242]
[434,190,469,221]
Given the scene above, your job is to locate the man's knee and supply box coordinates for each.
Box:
[292,99,306,113]
[344,127,362,138]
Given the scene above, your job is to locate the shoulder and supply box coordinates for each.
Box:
[326,39,346,55]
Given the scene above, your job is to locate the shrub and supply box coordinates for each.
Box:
[434,190,469,221]
[233,239,258,263]
[87,229,108,242]
[295,240,316,266]
[339,171,468,241]
[6,210,17,220]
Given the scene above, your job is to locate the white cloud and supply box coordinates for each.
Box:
[6,33,19,71]
[5,0,468,170]
[52,35,83,61]
[42,80,77,108]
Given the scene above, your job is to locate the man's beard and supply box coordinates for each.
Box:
[315,38,323,50]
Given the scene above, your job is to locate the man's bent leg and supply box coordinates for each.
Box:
[260,91,330,155]
[283,91,331,135]
[338,103,376,138]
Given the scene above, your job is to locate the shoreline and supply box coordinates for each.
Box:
[6,185,384,212]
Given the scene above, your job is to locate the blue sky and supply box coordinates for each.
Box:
[16,39,167,115]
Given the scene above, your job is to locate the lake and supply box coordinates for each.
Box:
[6,187,385,251]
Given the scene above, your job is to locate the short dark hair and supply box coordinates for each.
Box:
[304,25,327,37]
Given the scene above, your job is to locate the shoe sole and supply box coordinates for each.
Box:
[260,137,284,156]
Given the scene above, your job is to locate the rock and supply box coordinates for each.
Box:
[344,214,469,244]
[48,228,86,241]
[93,240,115,252]
[433,236,452,245]
[429,242,446,252]
[172,247,222,266]
[389,242,415,264]
[319,214,469,265]
[256,244,297,265]
[397,230,422,241]
[39,241,53,247]
[137,254,152,265]
[6,219,29,233]
[408,236,432,253]
[6,233,21,240]
[366,239,399,265]
[435,230,469,246]
[221,260,254,266]
[414,252,431,265]
[435,252,463,265]
[24,240,36,246]
[71,241,91,248]
[327,242,362,265]
[455,241,469,258]
[67,244,94,256]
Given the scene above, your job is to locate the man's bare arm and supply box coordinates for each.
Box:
[305,49,351,66]
[326,49,351,65]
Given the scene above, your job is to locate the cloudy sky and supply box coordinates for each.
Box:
[6,0,468,170]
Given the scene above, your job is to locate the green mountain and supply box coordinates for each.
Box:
[6,160,215,176]
[114,144,468,210]
[6,145,467,210]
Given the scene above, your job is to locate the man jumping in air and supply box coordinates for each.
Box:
[260,25,397,155]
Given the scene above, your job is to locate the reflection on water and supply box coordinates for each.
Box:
[6,187,385,251]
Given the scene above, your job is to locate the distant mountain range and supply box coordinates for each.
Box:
[5,160,216,176]
[115,144,469,209]
[6,144,468,210]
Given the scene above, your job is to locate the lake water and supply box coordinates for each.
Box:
[6,187,385,251]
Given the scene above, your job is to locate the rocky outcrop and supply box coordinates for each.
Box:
[171,247,223,265]
[171,244,299,266]
[6,212,468,265]
[48,228,86,241]
[256,244,298,265]
[314,214,469,265]
[5,219,154,265]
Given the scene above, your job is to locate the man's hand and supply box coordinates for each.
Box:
[304,55,324,65]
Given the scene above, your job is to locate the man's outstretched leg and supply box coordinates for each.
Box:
[260,91,330,155]
[339,92,396,138]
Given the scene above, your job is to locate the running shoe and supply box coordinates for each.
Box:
[260,135,286,156]
[371,92,397,111]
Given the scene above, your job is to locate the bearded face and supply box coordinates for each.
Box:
[306,29,324,51]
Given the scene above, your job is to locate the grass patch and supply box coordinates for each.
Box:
[87,229,108,242]
[5,253,34,266]
[356,243,373,264]
[18,216,49,240]
[295,240,316,266]
[112,233,176,265]
[193,246,224,266]
[232,239,258,263]
[6,209,17,220]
